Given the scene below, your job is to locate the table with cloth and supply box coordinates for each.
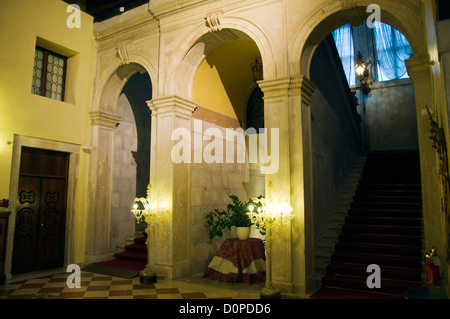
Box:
[203,238,266,283]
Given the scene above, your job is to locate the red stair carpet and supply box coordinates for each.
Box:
[312,150,424,299]
[94,233,148,272]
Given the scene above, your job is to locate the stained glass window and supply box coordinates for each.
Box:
[31,47,67,101]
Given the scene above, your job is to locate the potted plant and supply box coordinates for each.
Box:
[206,188,257,244]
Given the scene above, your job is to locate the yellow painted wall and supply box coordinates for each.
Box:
[0,0,95,194]
[0,0,96,262]
[192,40,260,124]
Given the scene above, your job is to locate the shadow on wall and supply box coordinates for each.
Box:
[309,35,362,245]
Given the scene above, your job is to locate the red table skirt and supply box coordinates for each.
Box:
[203,238,266,283]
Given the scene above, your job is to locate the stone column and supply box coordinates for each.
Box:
[438,19,450,289]
[258,76,316,297]
[147,96,197,280]
[405,56,445,265]
[85,111,121,264]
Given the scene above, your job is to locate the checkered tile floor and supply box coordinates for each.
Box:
[0,270,263,299]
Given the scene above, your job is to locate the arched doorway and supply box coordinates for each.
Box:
[146,22,275,279]
[328,21,418,151]
[111,71,152,251]
[292,2,443,295]
[189,32,266,273]
[85,61,155,264]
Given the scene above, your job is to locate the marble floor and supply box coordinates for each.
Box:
[0,268,265,300]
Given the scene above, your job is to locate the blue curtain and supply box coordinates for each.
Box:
[332,24,357,87]
[332,22,412,86]
[373,21,412,81]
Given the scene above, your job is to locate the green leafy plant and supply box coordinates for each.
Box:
[225,188,252,228]
[205,208,232,245]
[206,188,258,244]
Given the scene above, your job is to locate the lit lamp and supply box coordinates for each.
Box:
[248,181,293,299]
[131,183,167,284]
[355,51,372,96]
[355,51,366,81]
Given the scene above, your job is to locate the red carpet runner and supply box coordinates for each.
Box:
[312,150,423,299]
[94,234,147,272]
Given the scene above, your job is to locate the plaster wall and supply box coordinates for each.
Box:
[0,0,96,269]
[192,40,260,123]
[363,80,418,150]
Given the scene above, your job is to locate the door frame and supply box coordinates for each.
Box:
[5,135,80,281]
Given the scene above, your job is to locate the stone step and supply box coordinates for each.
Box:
[115,235,143,252]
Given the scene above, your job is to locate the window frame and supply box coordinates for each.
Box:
[32,46,68,101]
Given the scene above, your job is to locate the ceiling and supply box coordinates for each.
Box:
[66,0,450,23]
[62,0,149,22]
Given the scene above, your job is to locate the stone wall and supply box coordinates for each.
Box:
[363,80,418,150]
[310,36,362,244]
[111,93,139,251]
[189,119,265,273]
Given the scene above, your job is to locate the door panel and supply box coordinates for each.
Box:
[12,147,69,274]
[13,177,41,272]
[37,178,66,267]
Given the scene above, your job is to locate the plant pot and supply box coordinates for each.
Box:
[236,227,250,241]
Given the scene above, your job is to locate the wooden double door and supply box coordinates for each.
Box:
[12,147,69,274]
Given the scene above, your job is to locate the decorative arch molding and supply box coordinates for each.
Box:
[93,48,157,114]
[163,14,277,100]
[289,0,427,76]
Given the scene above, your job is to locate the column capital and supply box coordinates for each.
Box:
[258,78,291,100]
[147,96,197,119]
[289,75,316,105]
[258,76,316,104]
[89,111,121,129]
[405,55,432,81]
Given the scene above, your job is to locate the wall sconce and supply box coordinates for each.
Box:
[247,181,293,299]
[250,57,263,82]
[131,183,167,283]
[355,51,372,96]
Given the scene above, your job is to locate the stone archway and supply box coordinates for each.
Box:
[288,0,443,295]
[111,72,152,249]
[147,18,277,279]
[85,61,154,264]
[163,15,277,100]
[290,2,427,77]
